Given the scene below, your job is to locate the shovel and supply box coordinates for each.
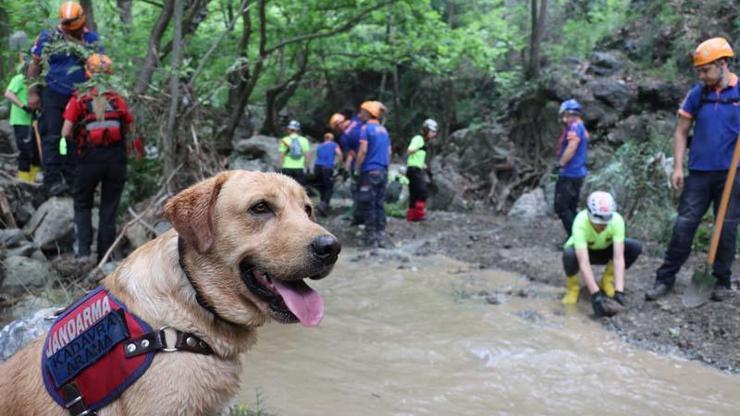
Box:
[682,134,740,308]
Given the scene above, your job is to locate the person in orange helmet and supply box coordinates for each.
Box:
[27,1,102,196]
[647,37,739,302]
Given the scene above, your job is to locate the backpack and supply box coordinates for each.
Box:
[286,136,304,160]
[78,94,126,148]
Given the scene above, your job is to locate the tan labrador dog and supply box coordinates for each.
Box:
[0,170,340,415]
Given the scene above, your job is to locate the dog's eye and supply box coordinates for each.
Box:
[250,201,271,215]
[305,204,313,217]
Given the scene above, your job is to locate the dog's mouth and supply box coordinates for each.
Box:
[240,264,324,327]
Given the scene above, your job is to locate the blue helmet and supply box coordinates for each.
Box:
[559,99,581,115]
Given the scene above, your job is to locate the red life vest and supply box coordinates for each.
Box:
[77,93,126,148]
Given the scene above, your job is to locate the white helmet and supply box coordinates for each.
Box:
[287,120,301,130]
[422,118,438,132]
[587,191,617,224]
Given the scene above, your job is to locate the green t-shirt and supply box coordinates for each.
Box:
[406,135,426,168]
[279,134,311,169]
[5,74,31,126]
[565,210,625,250]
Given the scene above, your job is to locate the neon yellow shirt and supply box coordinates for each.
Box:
[565,210,625,250]
[406,135,426,168]
[6,74,31,126]
[279,134,310,169]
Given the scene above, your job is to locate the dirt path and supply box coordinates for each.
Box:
[323,210,740,374]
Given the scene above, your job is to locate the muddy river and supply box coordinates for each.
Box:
[237,250,740,415]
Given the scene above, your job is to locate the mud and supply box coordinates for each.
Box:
[323,210,740,374]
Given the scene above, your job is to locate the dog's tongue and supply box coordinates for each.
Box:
[272,279,324,327]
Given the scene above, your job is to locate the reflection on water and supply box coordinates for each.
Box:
[237,250,739,416]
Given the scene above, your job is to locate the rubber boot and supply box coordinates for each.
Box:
[29,164,41,182]
[406,206,417,222]
[561,274,581,305]
[600,261,615,298]
[16,170,31,183]
[415,201,426,221]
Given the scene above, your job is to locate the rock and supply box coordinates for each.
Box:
[0,103,9,120]
[6,242,36,258]
[589,79,633,113]
[23,196,75,250]
[637,80,685,111]
[1,255,52,295]
[508,188,549,220]
[589,51,623,76]
[0,307,56,362]
[8,296,53,320]
[125,222,151,249]
[228,156,272,173]
[428,159,468,211]
[231,135,279,167]
[0,120,16,154]
[0,228,29,247]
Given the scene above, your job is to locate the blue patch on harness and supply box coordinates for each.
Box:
[47,309,130,388]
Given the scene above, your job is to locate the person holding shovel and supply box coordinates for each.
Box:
[646,37,739,302]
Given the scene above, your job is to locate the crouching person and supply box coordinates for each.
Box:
[62,54,137,263]
[561,191,642,317]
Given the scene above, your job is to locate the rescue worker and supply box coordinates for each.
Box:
[28,1,102,196]
[554,99,589,238]
[4,61,40,183]
[313,132,343,216]
[330,110,365,225]
[355,101,391,247]
[61,54,138,262]
[278,120,310,186]
[406,118,437,221]
[646,37,739,302]
[561,191,642,317]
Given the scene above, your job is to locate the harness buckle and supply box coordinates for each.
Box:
[159,326,179,352]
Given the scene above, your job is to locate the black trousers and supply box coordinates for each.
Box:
[281,168,305,186]
[40,88,76,189]
[73,152,127,260]
[407,167,428,205]
[562,238,643,276]
[13,125,40,171]
[315,166,334,204]
[554,176,584,236]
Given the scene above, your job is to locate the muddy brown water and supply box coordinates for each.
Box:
[238,250,740,415]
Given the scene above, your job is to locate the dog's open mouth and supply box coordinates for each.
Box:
[240,265,324,327]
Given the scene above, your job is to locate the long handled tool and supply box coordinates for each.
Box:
[32,117,43,161]
[682,134,740,307]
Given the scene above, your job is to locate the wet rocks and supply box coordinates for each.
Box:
[23,196,75,251]
[0,306,56,362]
[1,255,52,296]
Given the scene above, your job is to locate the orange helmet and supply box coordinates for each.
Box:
[693,37,734,67]
[59,2,86,31]
[329,113,346,130]
[85,53,113,78]
[360,101,387,119]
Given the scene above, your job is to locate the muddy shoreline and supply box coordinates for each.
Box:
[323,210,740,374]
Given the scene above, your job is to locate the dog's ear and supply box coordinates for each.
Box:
[164,173,229,253]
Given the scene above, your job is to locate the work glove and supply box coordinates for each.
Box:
[59,137,68,156]
[22,105,34,114]
[551,162,561,176]
[591,290,622,317]
[132,137,145,160]
[613,291,627,306]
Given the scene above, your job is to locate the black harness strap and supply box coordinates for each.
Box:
[61,383,96,416]
[123,327,213,358]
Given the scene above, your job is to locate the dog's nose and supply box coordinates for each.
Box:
[310,235,341,263]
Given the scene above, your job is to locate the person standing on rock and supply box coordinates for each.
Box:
[27,1,102,196]
[553,99,589,239]
[4,60,40,183]
[561,191,642,317]
[355,101,391,247]
[406,118,437,222]
[278,119,311,186]
[314,131,343,217]
[61,54,138,263]
[646,37,739,302]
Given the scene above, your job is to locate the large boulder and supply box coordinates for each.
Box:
[508,188,549,219]
[637,79,686,112]
[0,228,29,247]
[0,120,16,154]
[1,255,52,296]
[589,79,633,113]
[589,51,624,77]
[231,135,279,167]
[0,307,56,362]
[428,158,468,211]
[23,197,75,250]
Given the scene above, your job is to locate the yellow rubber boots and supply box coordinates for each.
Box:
[561,274,581,304]
[600,261,615,298]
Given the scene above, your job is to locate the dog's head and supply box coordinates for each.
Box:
[164,170,341,328]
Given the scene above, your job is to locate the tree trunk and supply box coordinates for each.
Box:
[134,0,174,95]
[163,0,183,188]
[80,0,97,31]
[527,0,547,79]
[116,0,133,27]
[0,4,9,84]
[261,48,309,136]
[226,0,252,112]
[159,0,210,59]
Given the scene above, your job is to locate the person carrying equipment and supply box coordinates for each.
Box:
[355,101,391,247]
[4,60,40,183]
[554,99,589,238]
[406,118,437,222]
[278,119,311,186]
[561,191,642,317]
[646,37,739,302]
[314,132,343,216]
[61,54,138,263]
[28,1,102,196]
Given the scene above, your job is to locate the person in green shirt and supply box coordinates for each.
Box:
[4,68,40,182]
[561,191,642,317]
[278,119,311,185]
[406,118,437,221]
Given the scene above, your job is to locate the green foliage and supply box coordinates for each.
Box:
[119,158,162,213]
[546,0,630,59]
[384,201,406,219]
